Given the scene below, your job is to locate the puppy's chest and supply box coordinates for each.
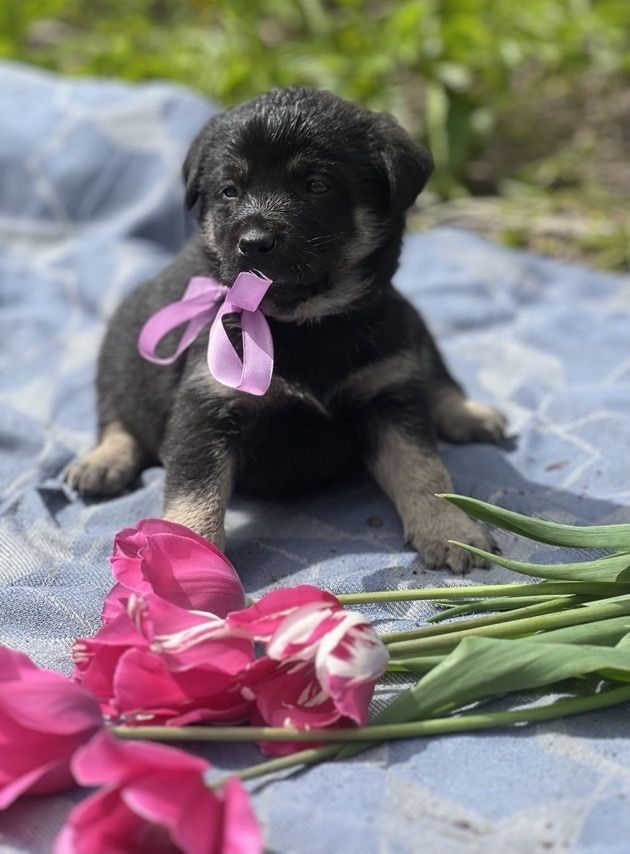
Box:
[269,319,375,395]
[220,312,392,417]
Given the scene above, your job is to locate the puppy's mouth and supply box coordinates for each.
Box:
[220,255,333,311]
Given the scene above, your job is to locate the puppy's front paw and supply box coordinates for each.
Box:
[404,499,496,575]
[65,422,143,497]
[65,453,137,497]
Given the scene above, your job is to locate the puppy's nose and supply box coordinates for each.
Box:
[237,229,276,256]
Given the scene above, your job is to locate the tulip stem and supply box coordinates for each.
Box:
[335,582,627,605]
[195,684,630,786]
[220,746,341,784]
[379,595,581,643]
[111,684,630,753]
[387,655,445,673]
[384,596,630,655]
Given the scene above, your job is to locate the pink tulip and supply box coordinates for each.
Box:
[55,731,262,854]
[0,646,102,808]
[232,587,389,755]
[227,585,339,641]
[103,519,245,623]
[73,593,254,725]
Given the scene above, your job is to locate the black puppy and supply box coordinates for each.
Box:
[67,87,506,574]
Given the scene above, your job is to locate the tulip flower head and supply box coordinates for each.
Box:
[73,593,254,726]
[103,519,246,623]
[229,586,389,754]
[0,646,103,808]
[55,732,262,854]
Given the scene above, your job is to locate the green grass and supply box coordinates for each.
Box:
[3,0,630,269]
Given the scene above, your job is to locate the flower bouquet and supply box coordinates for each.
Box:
[2,496,630,852]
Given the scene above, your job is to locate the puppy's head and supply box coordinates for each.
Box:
[184,88,432,321]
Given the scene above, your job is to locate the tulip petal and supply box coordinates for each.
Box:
[227,585,339,638]
[54,786,177,854]
[61,733,261,854]
[72,731,208,788]
[0,647,102,809]
[142,532,244,616]
[171,784,223,854]
[266,607,339,661]
[113,648,196,719]
[0,679,102,735]
[111,519,245,617]
[101,583,129,625]
[112,646,252,725]
[72,613,145,703]
[221,777,264,854]
[247,658,340,729]
[323,677,375,726]
[122,772,198,828]
[129,593,253,676]
[0,645,39,681]
[0,757,73,808]
[315,613,390,685]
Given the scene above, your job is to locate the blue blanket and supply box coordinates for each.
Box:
[2,61,630,853]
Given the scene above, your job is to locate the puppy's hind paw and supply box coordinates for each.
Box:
[433,394,508,445]
[462,401,508,444]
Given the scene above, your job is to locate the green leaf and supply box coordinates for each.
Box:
[439,494,630,550]
[447,544,630,582]
[385,596,630,656]
[381,596,580,643]
[338,634,630,758]
[427,595,576,622]
[526,615,630,647]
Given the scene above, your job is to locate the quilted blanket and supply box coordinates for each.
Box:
[1,61,630,853]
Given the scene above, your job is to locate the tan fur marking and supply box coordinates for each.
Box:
[275,273,373,324]
[201,214,216,247]
[328,351,420,406]
[366,425,495,573]
[65,421,143,496]
[94,422,141,465]
[368,426,453,539]
[163,455,235,550]
[270,208,387,323]
[343,207,387,266]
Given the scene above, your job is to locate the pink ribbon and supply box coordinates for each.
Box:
[137,271,274,396]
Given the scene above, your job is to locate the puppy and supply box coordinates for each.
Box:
[67,87,506,574]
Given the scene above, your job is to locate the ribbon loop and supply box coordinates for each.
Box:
[137,271,274,395]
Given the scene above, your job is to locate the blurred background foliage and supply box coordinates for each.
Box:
[2,0,630,269]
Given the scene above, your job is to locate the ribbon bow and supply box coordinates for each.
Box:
[137,271,273,396]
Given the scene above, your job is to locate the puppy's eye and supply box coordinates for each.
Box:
[220,184,239,199]
[307,179,329,195]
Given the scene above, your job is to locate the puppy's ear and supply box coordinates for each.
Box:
[182,114,222,210]
[182,130,204,210]
[376,113,434,213]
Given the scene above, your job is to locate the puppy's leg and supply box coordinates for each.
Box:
[422,337,507,444]
[66,421,145,496]
[432,388,507,444]
[361,392,495,574]
[160,387,237,550]
[163,457,235,551]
